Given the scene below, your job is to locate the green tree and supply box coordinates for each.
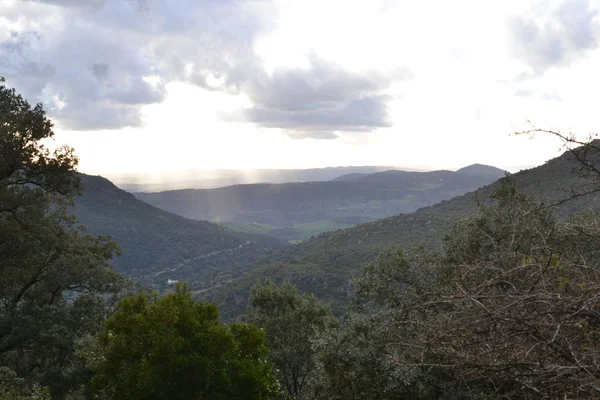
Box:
[0,77,125,397]
[0,367,50,400]
[246,281,336,399]
[93,284,280,400]
[331,178,600,399]
[312,250,456,400]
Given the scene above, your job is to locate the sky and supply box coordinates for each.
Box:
[1,0,600,183]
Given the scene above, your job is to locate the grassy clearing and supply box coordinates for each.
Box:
[293,221,354,237]
[218,221,275,235]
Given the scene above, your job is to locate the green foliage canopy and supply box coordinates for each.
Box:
[93,284,280,400]
[246,281,336,399]
[0,77,125,397]
[314,179,600,399]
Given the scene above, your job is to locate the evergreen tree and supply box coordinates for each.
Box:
[93,284,280,400]
[246,281,336,399]
[0,77,125,397]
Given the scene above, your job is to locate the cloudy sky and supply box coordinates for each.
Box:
[1,0,600,182]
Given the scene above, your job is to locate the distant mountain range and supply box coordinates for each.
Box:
[331,164,506,183]
[198,149,600,320]
[455,163,508,179]
[117,166,399,192]
[134,164,506,242]
[68,148,600,321]
[71,174,287,293]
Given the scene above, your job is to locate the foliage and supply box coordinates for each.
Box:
[246,282,336,399]
[207,140,600,320]
[0,367,50,400]
[72,174,286,294]
[92,284,280,400]
[0,77,125,397]
[321,179,600,399]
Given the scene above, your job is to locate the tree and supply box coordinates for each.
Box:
[0,367,50,400]
[312,249,461,400]
[0,77,125,397]
[516,124,600,207]
[92,284,280,400]
[245,281,336,400]
[429,180,600,397]
[338,178,600,398]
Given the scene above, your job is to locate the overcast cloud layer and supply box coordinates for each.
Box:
[1,0,600,176]
[0,0,414,137]
[1,0,598,135]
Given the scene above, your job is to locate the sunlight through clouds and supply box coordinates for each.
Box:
[3,0,600,182]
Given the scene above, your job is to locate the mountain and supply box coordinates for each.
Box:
[71,174,287,293]
[455,163,507,179]
[134,168,500,242]
[202,147,600,319]
[331,164,504,183]
[117,166,396,192]
[331,173,367,182]
[349,169,496,186]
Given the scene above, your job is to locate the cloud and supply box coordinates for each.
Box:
[0,0,273,131]
[514,88,535,97]
[27,0,107,7]
[507,0,599,75]
[245,54,404,112]
[240,95,392,136]
[512,88,562,102]
[541,92,562,101]
[0,0,406,137]
[0,1,165,130]
[25,0,146,11]
[222,54,408,137]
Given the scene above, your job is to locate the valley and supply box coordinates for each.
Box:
[135,164,505,242]
[201,147,600,319]
[70,151,600,320]
[71,174,288,294]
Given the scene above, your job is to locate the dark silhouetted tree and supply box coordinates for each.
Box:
[0,77,125,397]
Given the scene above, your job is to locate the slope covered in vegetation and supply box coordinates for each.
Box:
[72,174,287,293]
[207,146,600,318]
[135,167,502,241]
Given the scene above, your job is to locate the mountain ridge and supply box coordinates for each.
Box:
[71,174,288,293]
[203,148,600,319]
[455,163,507,179]
[134,166,503,241]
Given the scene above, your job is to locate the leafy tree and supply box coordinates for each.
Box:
[0,367,50,400]
[245,281,336,399]
[92,284,280,400]
[311,311,430,400]
[428,179,600,397]
[0,77,125,397]
[312,250,461,400]
[317,178,600,399]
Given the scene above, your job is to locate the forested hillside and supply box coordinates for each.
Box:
[4,75,600,399]
[72,174,286,293]
[5,0,600,394]
[206,146,600,319]
[135,166,503,242]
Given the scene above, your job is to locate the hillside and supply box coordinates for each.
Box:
[71,174,287,293]
[331,173,367,182]
[118,166,394,192]
[135,167,500,242]
[455,163,506,179]
[204,147,600,319]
